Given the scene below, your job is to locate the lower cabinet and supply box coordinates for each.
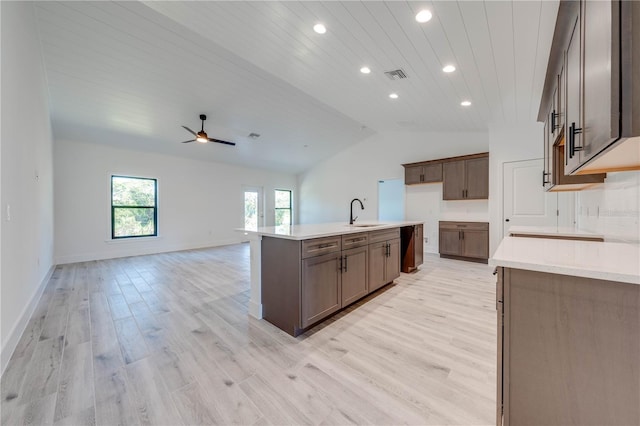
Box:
[369,237,400,293]
[439,221,489,263]
[263,228,404,337]
[341,245,368,306]
[301,252,341,328]
[301,243,370,329]
[496,267,640,425]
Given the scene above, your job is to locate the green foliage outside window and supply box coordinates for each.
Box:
[275,189,291,226]
[111,176,157,238]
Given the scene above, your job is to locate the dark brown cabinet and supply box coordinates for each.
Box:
[538,0,640,178]
[261,227,404,337]
[443,155,489,200]
[341,245,368,306]
[496,267,640,425]
[439,221,489,263]
[368,228,400,293]
[301,252,341,328]
[404,162,443,185]
[564,5,582,174]
[540,2,606,191]
[401,224,423,273]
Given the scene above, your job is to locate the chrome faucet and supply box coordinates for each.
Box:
[350,198,364,225]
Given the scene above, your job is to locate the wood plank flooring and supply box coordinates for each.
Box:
[1,244,497,425]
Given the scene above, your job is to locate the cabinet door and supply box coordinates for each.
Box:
[439,229,461,256]
[565,9,582,174]
[385,238,401,283]
[556,68,565,138]
[461,230,489,260]
[341,246,368,306]
[301,253,341,328]
[465,157,489,199]
[550,83,560,142]
[581,0,619,161]
[422,163,443,183]
[404,165,423,185]
[443,160,466,200]
[368,242,387,293]
[414,225,424,268]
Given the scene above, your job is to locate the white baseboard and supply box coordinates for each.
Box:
[1,264,54,377]
[248,300,263,319]
[55,237,243,265]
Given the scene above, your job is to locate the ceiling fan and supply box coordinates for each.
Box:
[181,114,236,146]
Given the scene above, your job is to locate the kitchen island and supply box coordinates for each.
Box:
[239,221,423,336]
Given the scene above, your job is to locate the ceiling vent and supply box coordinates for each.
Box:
[248,132,260,139]
[384,69,408,80]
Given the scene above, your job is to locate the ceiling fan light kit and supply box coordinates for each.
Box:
[180,114,236,146]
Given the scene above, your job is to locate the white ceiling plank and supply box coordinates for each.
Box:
[31,1,555,172]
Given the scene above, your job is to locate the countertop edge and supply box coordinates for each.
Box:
[235,221,424,241]
[490,237,640,285]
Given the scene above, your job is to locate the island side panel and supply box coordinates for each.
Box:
[504,268,640,425]
[261,236,302,337]
[248,234,263,318]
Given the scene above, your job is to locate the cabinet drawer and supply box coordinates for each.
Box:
[301,236,342,259]
[439,221,489,231]
[342,232,368,249]
[368,228,400,244]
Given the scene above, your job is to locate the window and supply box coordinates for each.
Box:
[111,175,157,239]
[274,189,292,226]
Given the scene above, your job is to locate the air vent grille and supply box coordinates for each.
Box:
[248,133,260,139]
[384,69,408,80]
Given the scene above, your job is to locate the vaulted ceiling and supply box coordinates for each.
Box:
[34,1,559,174]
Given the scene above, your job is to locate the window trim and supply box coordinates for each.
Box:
[274,189,292,226]
[111,175,158,239]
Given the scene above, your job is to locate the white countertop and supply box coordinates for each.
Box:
[508,225,604,240]
[236,221,423,241]
[490,236,640,285]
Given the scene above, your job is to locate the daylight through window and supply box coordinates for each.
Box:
[111,175,157,238]
[274,189,292,226]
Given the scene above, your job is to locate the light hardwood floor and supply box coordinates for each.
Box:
[1,244,497,425]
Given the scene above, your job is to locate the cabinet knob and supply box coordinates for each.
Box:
[505,219,510,222]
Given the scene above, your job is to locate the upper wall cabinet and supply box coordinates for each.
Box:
[442,154,489,200]
[538,0,640,177]
[404,162,443,185]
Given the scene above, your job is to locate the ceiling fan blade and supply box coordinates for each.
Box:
[208,138,236,146]
[181,126,197,136]
[181,139,196,143]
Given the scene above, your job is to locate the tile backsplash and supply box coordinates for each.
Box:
[576,171,640,242]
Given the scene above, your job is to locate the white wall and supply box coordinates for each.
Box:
[488,123,544,254]
[576,171,640,242]
[1,2,55,373]
[298,131,489,253]
[54,140,297,264]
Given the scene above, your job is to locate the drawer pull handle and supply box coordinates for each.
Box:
[309,243,337,252]
[347,237,366,243]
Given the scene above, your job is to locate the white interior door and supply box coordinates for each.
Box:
[503,159,558,237]
[243,186,264,233]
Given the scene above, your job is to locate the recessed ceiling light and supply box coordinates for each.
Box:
[461,100,472,107]
[389,93,399,99]
[442,65,456,73]
[360,66,371,74]
[313,23,326,34]
[415,10,432,23]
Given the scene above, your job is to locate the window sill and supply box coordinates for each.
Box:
[105,236,162,244]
